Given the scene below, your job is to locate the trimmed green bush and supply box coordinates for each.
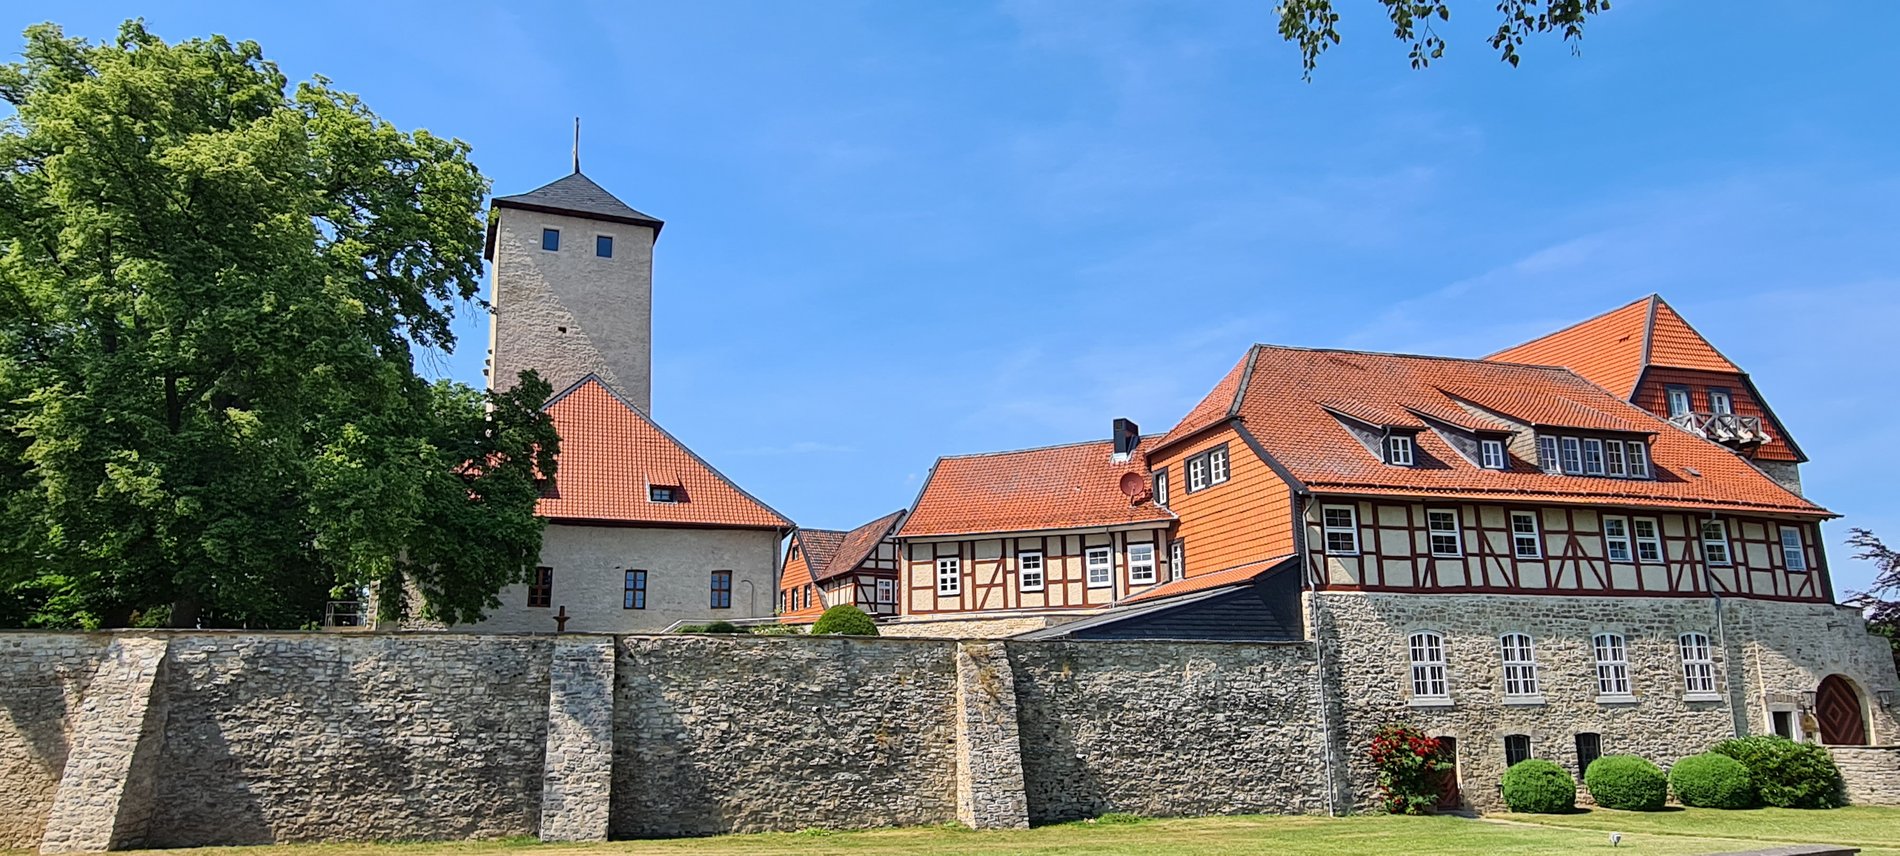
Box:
[810,604,879,636]
[1712,736,1845,808]
[1669,752,1757,809]
[702,620,743,633]
[1501,759,1576,813]
[1585,755,1669,811]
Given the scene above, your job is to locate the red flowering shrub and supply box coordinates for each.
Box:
[1366,723,1454,814]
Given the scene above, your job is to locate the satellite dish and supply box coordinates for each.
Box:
[1118,471,1146,498]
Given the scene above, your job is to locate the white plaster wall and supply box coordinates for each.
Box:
[471,524,780,633]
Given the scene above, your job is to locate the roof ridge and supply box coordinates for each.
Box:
[1252,342,1588,372]
[931,433,1166,461]
[1481,294,1654,361]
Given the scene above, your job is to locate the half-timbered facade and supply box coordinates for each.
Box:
[777,510,906,623]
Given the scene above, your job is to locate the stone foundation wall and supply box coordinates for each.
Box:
[0,636,112,850]
[1834,746,1900,806]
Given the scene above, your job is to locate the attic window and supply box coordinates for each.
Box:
[1480,439,1506,470]
[649,485,681,503]
[1385,435,1414,466]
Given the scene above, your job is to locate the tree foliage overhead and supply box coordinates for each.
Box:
[1275,0,1611,77]
[0,21,558,629]
[1846,528,1900,673]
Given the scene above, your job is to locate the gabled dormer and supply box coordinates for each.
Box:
[1488,295,1807,495]
[1322,402,1424,467]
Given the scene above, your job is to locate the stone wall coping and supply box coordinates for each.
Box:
[0,629,1315,649]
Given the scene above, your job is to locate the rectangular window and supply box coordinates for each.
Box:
[1187,456,1208,492]
[1322,505,1359,556]
[1560,437,1583,474]
[1409,631,1448,700]
[1680,633,1717,696]
[1593,633,1632,697]
[1018,551,1045,592]
[1626,441,1651,478]
[1128,543,1157,585]
[1605,441,1627,477]
[1480,439,1506,470]
[1185,445,1229,492]
[1701,520,1732,566]
[710,571,732,609]
[876,578,895,604]
[1427,509,1462,557]
[624,569,647,610]
[1511,511,1542,559]
[1170,539,1185,580]
[541,228,560,251]
[1500,633,1540,698]
[649,485,679,503]
[1709,389,1733,415]
[1604,517,1633,563]
[936,557,961,596]
[1153,469,1169,506]
[1667,386,1692,417]
[1582,439,1606,475]
[1772,710,1795,740]
[528,566,553,608]
[1538,436,1561,473]
[1505,734,1533,768]
[1085,547,1113,588]
[595,234,614,258]
[1575,733,1602,776]
[1780,526,1807,571]
[1208,447,1229,483]
[1386,435,1414,466]
[1633,518,1663,564]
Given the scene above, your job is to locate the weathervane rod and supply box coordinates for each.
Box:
[572,116,581,173]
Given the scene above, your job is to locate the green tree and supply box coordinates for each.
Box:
[1276,0,1611,78]
[1845,528,1900,674]
[0,21,557,629]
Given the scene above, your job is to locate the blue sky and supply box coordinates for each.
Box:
[18,3,1900,596]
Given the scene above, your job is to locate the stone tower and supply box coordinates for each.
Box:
[484,170,663,412]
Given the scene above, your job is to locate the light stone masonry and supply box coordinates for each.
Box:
[538,637,616,842]
[954,641,1029,829]
[38,638,169,853]
[0,635,111,850]
[1834,747,1900,806]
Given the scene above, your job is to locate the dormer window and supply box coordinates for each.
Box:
[1385,435,1414,466]
[649,485,681,503]
[1582,439,1606,475]
[1667,386,1692,417]
[1537,436,1560,473]
[1480,439,1506,470]
[1709,389,1733,415]
[1559,437,1583,474]
[1626,442,1650,478]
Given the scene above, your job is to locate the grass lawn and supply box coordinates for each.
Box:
[0,813,1800,856]
[1505,804,1900,855]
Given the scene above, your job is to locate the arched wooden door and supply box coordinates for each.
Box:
[1816,674,1868,745]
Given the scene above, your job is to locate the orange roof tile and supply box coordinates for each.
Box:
[1487,295,1740,397]
[795,528,848,574]
[815,510,906,582]
[536,376,791,529]
[1120,555,1294,604]
[899,438,1177,538]
[1200,345,1825,517]
[1152,348,1253,450]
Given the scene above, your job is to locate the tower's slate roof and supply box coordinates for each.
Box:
[492,171,664,231]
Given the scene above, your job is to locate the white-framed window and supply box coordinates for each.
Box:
[1626,441,1650,478]
[1583,438,1606,475]
[1409,631,1449,701]
[1209,447,1229,483]
[1667,386,1692,417]
[1322,504,1359,556]
[1700,520,1731,566]
[1386,435,1415,466]
[1153,469,1169,506]
[1538,436,1561,473]
[1560,437,1584,474]
[1427,509,1462,557]
[1633,518,1663,563]
[876,578,895,604]
[936,557,961,596]
[1709,389,1733,415]
[1604,517,1633,563]
[1018,551,1045,593]
[1185,445,1229,493]
[1170,539,1185,580]
[1480,439,1507,470]
[1605,440,1627,477]
[1593,633,1632,698]
[1679,632,1717,696]
[1780,526,1807,571]
[1085,547,1113,587]
[1128,543,1157,585]
[1511,511,1542,559]
[1187,456,1208,492]
[1500,633,1541,699]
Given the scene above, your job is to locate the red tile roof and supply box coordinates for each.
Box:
[795,528,848,575]
[1486,295,1740,398]
[536,375,791,529]
[1120,555,1294,605]
[1178,345,1826,517]
[899,438,1177,538]
[815,510,907,582]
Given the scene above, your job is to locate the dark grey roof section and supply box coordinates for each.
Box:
[1014,565,1304,642]
[492,171,664,232]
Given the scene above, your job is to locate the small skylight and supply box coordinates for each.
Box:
[649,485,681,503]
